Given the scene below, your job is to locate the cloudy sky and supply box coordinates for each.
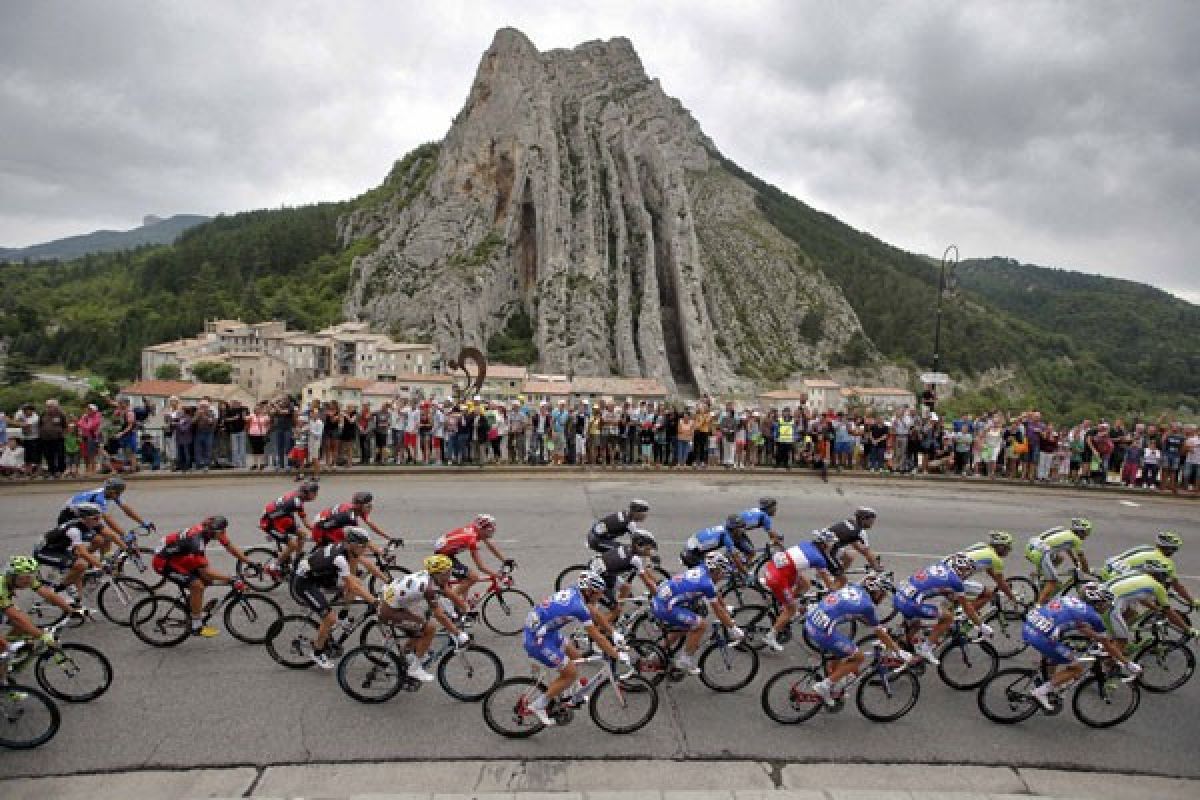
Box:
[2,1,1197,301]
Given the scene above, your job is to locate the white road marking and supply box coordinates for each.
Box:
[1119,500,1141,507]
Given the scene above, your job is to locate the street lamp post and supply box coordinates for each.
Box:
[932,244,958,376]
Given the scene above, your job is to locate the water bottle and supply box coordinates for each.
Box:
[568,676,589,706]
[333,607,350,637]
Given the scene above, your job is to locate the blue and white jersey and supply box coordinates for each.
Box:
[654,566,718,610]
[686,524,751,556]
[896,563,965,605]
[525,586,592,639]
[805,584,880,634]
[65,488,109,513]
[737,508,774,534]
[1025,596,1105,640]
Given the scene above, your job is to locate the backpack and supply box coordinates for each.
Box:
[43,525,74,551]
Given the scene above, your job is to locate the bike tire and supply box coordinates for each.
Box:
[982,608,1027,658]
[589,674,658,734]
[731,604,776,651]
[265,615,320,669]
[34,643,113,703]
[628,638,669,687]
[1134,639,1195,693]
[554,564,590,592]
[438,644,504,702]
[1000,576,1037,611]
[857,668,920,722]
[21,593,67,628]
[761,666,825,724]
[238,547,283,592]
[129,595,192,648]
[117,546,164,590]
[337,645,405,703]
[1072,674,1140,728]
[0,683,61,749]
[481,588,534,636]
[482,677,547,738]
[96,575,153,627]
[224,593,283,644]
[937,639,999,690]
[977,667,1041,724]
[699,641,758,692]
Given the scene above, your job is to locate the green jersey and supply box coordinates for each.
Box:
[961,543,1005,574]
[1025,527,1082,566]
[1102,546,1176,582]
[0,573,41,612]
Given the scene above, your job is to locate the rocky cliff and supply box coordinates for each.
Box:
[341,28,870,395]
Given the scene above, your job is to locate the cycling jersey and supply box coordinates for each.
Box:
[260,491,309,538]
[1022,596,1105,665]
[435,525,481,556]
[151,523,229,581]
[1101,573,1169,639]
[312,503,368,545]
[960,543,1005,574]
[824,519,868,560]
[894,563,964,621]
[381,571,437,611]
[294,544,354,588]
[1024,527,1083,581]
[737,507,774,534]
[588,544,650,589]
[523,586,593,668]
[804,585,879,658]
[1102,546,1176,583]
[650,566,717,629]
[588,512,640,552]
[0,574,41,611]
[39,520,97,552]
[63,488,110,514]
[681,524,751,566]
[762,543,826,605]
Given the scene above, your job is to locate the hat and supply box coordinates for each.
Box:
[473,394,482,402]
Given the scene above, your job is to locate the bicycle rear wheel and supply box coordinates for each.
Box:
[589,675,658,734]
[337,645,405,703]
[982,609,1026,658]
[0,683,60,749]
[1134,639,1195,693]
[35,643,113,703]
[731,604,775,651]
[761,666,824,724]
[699,641,758,692]
[130,596,192,648]
[97,576,153,626]
[224,594,283,644]
[1073,674,1140,728]
[238,547,283,592]
[117,546,164,590]
[265,615,320,669]
[554,564,590,591]
[482,677,547,738]
[481,588,534,636]
[977,667,1041,724]
[438,644,503,702]
[857,669,920,722]
[937,639,998,690]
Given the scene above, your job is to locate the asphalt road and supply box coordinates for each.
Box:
[0,473,1196,778]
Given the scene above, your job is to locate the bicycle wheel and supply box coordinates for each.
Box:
[224,593,282,644]
[238,547,283,592]
[731,604,775,651]
[367,565,411,597]
[982,609,1026,658]
[628,638,669,687]
[265,615,320,669]
[438,644,503,702]
[34,643,113,703]
[337,645,405,703]
[96,576,153,627]
[699,641,758,692]
[130,596,192,648]
[937,639,999,690]
[977,667,1041,724]
[482,677,547,738]
[117,546,164,590]
[999,577,1037,611]
[481,588,534,636]
[720,582,769,609]
[0,683,60,749]
[589,675,658,734]
[1072,674,1140,728]
[630,610,665,642]
[1134,639,1195,693]
[20,594,67,628]
[857,668,920,722]
[761,666,825,724]
[874,592,899,625]
[554,564,590,591]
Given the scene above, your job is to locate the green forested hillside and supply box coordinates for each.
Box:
[0,214,210,263]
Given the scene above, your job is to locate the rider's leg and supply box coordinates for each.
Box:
[313,609,336,652]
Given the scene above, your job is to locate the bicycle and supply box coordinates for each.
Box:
[976,648,1140,728]
[1129,617,1194,693]
[25,545,153,628]
[0,680,60,749]
[130,579,281,647]
[448,563,534,636]
[627,609,759,692]
[482,652,658,737]
[281,539,411,603]
[1,618,113,703]
[337,624,503,703]
[760,641,921,724]
[861,612,999,690]
[265,599,375,669]
[111,522,163,590]
[553,555,669,592]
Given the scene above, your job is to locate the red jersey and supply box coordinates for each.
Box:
[312,503,368,545]
[434,525,481,556]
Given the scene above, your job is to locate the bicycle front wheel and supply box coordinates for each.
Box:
[438,645,504,702]
[97,576,153,626]
[265,615,320,669]
[731,604,775,651]
[35,643,113,703]
[589,675,658,734]
[857,669,920,722]
[238,547,283,592]
[337,645,404,703]
[982,609,1026,659]
[698,641,758,692]
[1073,674,1140,728]
[937,640,998,690]
[481,588,534,636]
[1134,639,1194,693]
[761,666,824,724]
[130,596,192,648]
[482,677,547,738]
[0,683,61,749]
[224,594,282,644]
[554,564,590,592]
[977,667,1041,724]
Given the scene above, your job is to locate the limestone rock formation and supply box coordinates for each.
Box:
[342,28,871,395]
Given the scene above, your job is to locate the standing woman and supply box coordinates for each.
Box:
[174,406,195,472]
[494,405,509,463]
[247,401,271,471]
[322,401,340,471]
[78,402,105,475]
[306,401,324,480]
[675,410,695,469]
[338,404,358,467]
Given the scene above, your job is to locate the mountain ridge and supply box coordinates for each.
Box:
[0,214,210,263]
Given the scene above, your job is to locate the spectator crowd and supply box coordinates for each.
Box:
[2,391,1196,494]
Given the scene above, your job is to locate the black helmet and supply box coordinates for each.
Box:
[725,514,747,533]
[344,526,370,545]
[204,515,228,532]
[352,491,374,505]
[854,507,877,522]
[629,499,650,514]
[104,476,127,494]
[631,530,658,549]
[299,481,320,498]
[758,496,777,514]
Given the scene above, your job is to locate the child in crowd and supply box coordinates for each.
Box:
[1141,443,1161,488]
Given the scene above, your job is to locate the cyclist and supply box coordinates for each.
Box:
[258,481,320,579]
[433,513,514,609]
[1025,519,1094,604]
[523,571,629,727]
[59,476,149,547]
[893,554,991,664]
[1102,531,1195,609]
[1099,560,1197,649]
[587,499,650,554]
[759,531,838,652]
[377,555,471,682]
[808,572,911,706]
[680,515,753,571]
[955,530,1022,613]
[586,530,661,624]
[650,551,744,675]
[820,507,883,587]
[33,502,130,604]
[1023,583,1139,711]
[150,516,257,638]
[311,491,395,548]
[736,496,782,547]
[292,527,379,669]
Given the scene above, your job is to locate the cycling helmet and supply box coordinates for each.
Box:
[855,507,878,522]
[474,513,496,535]
[861,571,894,594]
[704,551,731,573]
[7,555,39,576]
[629,499,650,514]
[298,480,320,498]
[988,530,1015,548]
[1138,559,1172,582]
[725,514,747,533]
[947,553,976,577]
[71,501,104,518]
[203,515,228,532]
[1080,582,1115,608]
[1070,518,1093,537]
[344,526,371,545]
[813,529,837,547]
[576,570,607,593]
[424,555,453,575]
[104,476,126,494]
[631,530,658,549]
[758,496,778,515]
[352,491,374,506]
[1156,531,1183,550]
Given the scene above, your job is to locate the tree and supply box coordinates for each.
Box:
[190,360,232,384]
[154,363,183,381]
[1,353,34,386]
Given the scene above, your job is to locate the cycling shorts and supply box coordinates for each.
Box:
[1021,624,1074,665]
[587,532,618,554]
[523,629,568,668]
[1025,546,1062,581]
[804,620,857,658]
[962,579,985,599]
[260,514,299,543]
[894,593,941,621]
[448,554,470,580]
[292,576,332,615]
[152,553,208,587]
[33,547,75,571]
[650,598,702,630]
[762,562,797,606]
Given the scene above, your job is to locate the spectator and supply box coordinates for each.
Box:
[40,398,68,478]
[139,434,162,471]
[356,402,373,465]
[551,400,569,466]
[224,399,249,469]
[893,406,913,473]
[1161,421,1186,493]
[271,397,297,472]
[508,400,526,464]
[0,438,25,478]
[174,406,195,472]
[64,421,81,478]
[675,410,695,468]
[0,410,6,447]
[867,415,888,472]
[162,396,181,468]
[775,407,797,469]
[418,400,433,465]
[376,401,393,465]
[1037,422,1060,482]
[247,401,271,471]
[431,400,446,465]
[693,404,712,468]
[1142,441,1161,488]
[1181,424,1199,493]
[321,401,340,471]
[112,398,138,471]
[305,401,324,479]
[14,403,40,476]
[192,398,217,471]
[1120,425,1143,487]
[444,404,461,464]
[337,404,358,467]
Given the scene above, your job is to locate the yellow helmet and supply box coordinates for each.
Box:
[424,555,454,575]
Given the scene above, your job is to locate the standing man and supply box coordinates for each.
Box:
[224,399,249,469]
[719,401,738,468]
[892,406,912,474]
[774,407,796,469]
[14,403,40,477]
[192,398,217,471]
[40,398,68,478]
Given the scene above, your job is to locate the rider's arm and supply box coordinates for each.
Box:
[366,519,391,542]
[35,584,76,615]
[709,597,736,628]
[116,500,145,526]
[470,547,498,578]
[988,567,1019,604]
[98,526,130,553]
[220,537,254,566]
[638,566,659,593]
[852,541,881,570]
[1169,578,1195,607]
[1079,624,1133,665]
[102,513,127,538]
[484,538,508,565]
[583,621,621,660]
[429,594,464,635]
[75,542,103,570]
